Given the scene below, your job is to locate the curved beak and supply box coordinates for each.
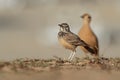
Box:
[81,15,84,18]
[58,24,61,26]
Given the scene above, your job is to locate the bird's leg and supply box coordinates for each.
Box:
[69,50,76,61]
[68,51,73,60]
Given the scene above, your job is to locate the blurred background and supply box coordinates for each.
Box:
[0,0,120,60]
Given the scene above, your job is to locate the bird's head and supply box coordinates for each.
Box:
[81,13,91,22]
[58,23,70,32]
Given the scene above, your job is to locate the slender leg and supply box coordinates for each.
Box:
[68,52,73,60]
[69,51,76,61]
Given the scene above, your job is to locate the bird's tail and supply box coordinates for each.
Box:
[78,40,89,47]
[79,40,98,56]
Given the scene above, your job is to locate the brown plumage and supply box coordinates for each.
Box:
[58,23,89,61]
[78,13,99,57]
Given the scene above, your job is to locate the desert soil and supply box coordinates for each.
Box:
[0,57,120,80]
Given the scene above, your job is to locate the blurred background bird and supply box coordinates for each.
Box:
[78,13,99,58]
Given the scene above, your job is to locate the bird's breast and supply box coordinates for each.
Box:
[78,26,97,46]
[58,38,75,51]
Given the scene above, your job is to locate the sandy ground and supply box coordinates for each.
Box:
[0,57,120,80]
[0,70,120,80]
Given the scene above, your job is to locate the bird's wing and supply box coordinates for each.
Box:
[63,32,86,46]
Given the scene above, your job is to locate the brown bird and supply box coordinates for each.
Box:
[78,13,99,57]
[58,23,90,61]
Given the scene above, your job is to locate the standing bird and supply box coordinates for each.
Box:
[58,23,89,61]
[78,13,99,57]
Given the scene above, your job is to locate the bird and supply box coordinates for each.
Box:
[58,23,90,61]
[78,13,99,57]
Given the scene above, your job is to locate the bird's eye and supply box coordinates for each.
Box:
[65,27,69,31]
[88,16,91,19]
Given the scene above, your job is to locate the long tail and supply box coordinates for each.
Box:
[80,40,98,56]
[84,46,95,53]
